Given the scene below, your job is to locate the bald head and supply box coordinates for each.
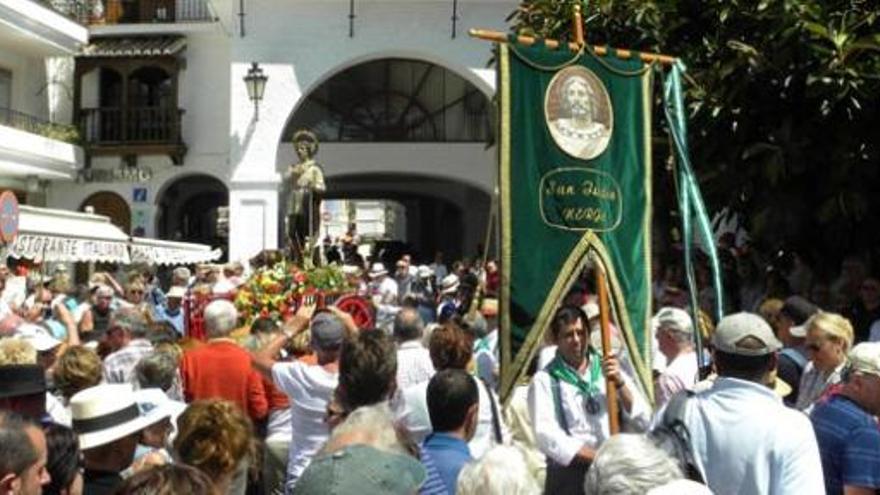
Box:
[393,307,424,343]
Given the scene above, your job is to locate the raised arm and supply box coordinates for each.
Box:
[250,303,314,379]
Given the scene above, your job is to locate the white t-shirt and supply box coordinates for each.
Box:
[271,360,338,488]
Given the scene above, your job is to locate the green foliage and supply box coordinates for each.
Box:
[510,0,880,266]
[36,123,81,144]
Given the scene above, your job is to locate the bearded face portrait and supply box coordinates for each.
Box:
[545,66,613,160]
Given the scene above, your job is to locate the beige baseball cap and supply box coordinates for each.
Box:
[849,342,880,379]
[711,312,782,356]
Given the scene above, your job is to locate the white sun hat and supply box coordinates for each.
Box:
[15,323,62,352]
[135,388,186,429]
[440,274,460,295]
[70,384,158,450]
[368,262,388,278]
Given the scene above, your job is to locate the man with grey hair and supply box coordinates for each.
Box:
[171,266,191,288]
[179,299,268,421]
[583,434,685,495]
[653,307,699,407]
[135,352,179,393]
[103,308,153,384]
[394,307,434,390]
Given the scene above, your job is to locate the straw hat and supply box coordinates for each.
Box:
[440,274,460,295]
[70,384,158,450]
[368,262,388,278]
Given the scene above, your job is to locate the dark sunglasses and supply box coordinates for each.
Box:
[806,342,823,352]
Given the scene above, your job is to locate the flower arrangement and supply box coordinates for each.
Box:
[234,261,350,325]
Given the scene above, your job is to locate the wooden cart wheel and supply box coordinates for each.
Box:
[334,295,374,329]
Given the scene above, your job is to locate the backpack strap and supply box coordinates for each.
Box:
[661,390,705,484]
[662,389,694,425]
[478,377,503,444]
[549,373,571,435]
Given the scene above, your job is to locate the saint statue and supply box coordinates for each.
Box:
[285,130,326,251]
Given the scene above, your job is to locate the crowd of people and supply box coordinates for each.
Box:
[0,245,879,495]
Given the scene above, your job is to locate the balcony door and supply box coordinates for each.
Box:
[127,67,173,142]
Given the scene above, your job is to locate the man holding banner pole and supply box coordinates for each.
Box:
[528,305,650,494]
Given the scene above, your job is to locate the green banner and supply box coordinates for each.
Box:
[498,41,654,402]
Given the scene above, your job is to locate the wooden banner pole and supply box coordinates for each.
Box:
[572,4,585,48]
[468,28,677,66]
[595,263,620,435]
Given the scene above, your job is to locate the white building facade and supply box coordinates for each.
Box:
[42,0,513,263]
[0,0,88,203]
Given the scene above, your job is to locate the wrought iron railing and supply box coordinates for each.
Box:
[79,107,183,144]
[0,106,80,143]
[45,0,214,24]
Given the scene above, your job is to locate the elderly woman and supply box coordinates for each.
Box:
[794,312,854,411]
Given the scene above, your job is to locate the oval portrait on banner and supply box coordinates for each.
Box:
[544,66,613,160]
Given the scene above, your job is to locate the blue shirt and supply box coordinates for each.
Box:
[420,433,472,495]
[811,394,880,495]
[154,305,185,336]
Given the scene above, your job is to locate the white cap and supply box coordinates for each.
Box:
[166,286,186,299]
[849,342,880,379]
[654,307,694,335]
[15,323,61,352]
[712,312,782,356]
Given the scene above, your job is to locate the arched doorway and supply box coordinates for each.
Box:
[285,58,492,143]
[325,174,490,264]
[280,58,493,259]
[81,191,131,234]
[157,174,228,248]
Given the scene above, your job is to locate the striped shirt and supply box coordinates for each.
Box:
[810,393,880,495]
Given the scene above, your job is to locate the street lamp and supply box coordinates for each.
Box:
[243,62,268,121]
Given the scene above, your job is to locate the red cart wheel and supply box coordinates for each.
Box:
[335,295,374,329]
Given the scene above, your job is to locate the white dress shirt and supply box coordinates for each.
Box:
[528,356,650,466]
[654,350,698,407]
[795,361,845,412]
[395,340,435,390]
[394,374,510,458]
[680,376,824,495]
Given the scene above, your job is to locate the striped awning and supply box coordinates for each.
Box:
[80,36,186,58]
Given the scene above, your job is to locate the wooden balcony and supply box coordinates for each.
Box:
[79,106,186,163]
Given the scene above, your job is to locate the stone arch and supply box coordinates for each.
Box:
[155,173,229,245]
[80,191,131,234]
[275,52,494,147]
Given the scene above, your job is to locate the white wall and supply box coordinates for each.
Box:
[0,47,49,119]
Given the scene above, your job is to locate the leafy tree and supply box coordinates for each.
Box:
[509,0,880,275]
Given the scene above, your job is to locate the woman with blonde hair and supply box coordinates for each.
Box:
[794,312,854,411]
[173,399,257,495]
